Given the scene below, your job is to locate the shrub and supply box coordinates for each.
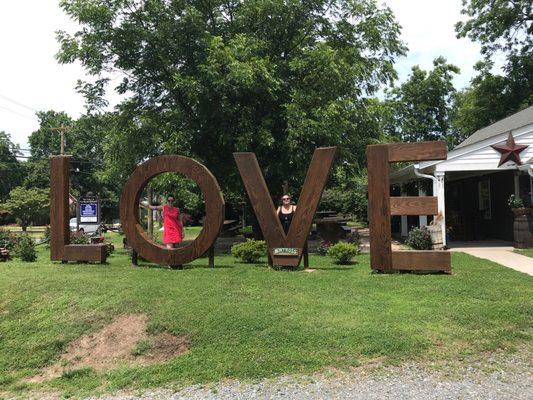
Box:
[405,226,432,250]
[70,232,90,244]
[231,239,267,263]
[508,194,525,209]
[327,242,359,264]
[0,228,20,251]
[316,240,332,256]
[14,235,37,262]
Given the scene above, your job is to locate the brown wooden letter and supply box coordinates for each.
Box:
[366,141,450,272]
[50,156,107,263]
[120,156,224,266]
[234,147,337,267]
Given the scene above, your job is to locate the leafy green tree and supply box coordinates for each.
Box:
[453,58,532,135]
[384,57,461,146]
[456,0,531,59]
[455,0,532,136]
[56,0,406,199]
[0,132,24,201]
[1,187,50,231]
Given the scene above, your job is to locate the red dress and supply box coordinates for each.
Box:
[163,205,183,244]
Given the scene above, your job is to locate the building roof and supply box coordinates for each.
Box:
[456,105,533,148]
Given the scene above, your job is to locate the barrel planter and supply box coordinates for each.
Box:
[427,224,444,250]
[512,208,533,249]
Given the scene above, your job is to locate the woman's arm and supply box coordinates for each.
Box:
[140,201,163,211]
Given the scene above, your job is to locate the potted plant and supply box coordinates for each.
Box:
[508,194,531,216]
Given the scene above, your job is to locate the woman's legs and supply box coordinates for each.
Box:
[166,243,183,269]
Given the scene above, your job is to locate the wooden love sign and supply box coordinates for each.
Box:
[50,141,450,272]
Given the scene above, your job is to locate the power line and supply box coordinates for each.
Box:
[0,93,39,113]
[0,105,36,121]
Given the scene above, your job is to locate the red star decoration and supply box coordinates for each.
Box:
[491,133,529,167]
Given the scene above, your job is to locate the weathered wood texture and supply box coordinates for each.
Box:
[388,141,447,162]
[234,147,337,267]
[50,156,70,261]
[367,145,392,270]
[390,197,438,216]
[366,141,450,272]
[392,251,451,272]
[63,244,107,262]
[50,156,107,263]
[120,155,224,266]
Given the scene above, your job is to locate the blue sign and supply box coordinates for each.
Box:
[80,202,98,223]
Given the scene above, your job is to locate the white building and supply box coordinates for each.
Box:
[390,105,533,246]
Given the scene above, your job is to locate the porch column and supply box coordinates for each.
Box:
[514,172,520,196]
[434,172,446,247]
[400,185,408,237]
[418,184,428,227]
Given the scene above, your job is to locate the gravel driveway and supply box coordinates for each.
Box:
[90,352,532,400]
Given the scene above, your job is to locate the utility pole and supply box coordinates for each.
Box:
[50,124,71,155]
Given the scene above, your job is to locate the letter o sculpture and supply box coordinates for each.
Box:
[120,155,225,265]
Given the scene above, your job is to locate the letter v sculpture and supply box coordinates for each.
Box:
[234,147,337,267]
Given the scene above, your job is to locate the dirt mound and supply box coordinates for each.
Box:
[28,314,188,383]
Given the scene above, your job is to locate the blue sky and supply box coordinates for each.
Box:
[0,0,502,148]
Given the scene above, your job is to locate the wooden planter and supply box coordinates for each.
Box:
[512,207,531,217]
[512,208,533,248]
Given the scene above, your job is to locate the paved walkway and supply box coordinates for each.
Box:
[449,241,533,276]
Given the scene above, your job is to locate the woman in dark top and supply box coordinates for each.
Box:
[277,195,297,233]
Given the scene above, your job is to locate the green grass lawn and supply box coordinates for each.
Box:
[514,249,533,258]
[0,233,531,398]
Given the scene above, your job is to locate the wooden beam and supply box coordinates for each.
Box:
[388,141,447,162]
[390,197,438,216]
[367,145,393,270]
[63,244,107,263]
[391,251,451,271]
[50,156,70,261]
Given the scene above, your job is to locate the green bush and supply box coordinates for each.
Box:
[0,229,20,251]
[405,226,432,250]
[14,235,37,262]
[70,232,90,244]
[327,242,359,264]
[231,239,267,263]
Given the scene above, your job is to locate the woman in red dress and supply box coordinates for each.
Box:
[148,195,184,249]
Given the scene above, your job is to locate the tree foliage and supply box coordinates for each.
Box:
[56,0,406,199]
[0,132,24,202]
[384,57,461,146]
[1,187,50,231]
[455,0,532,136]
[456,0,531,58]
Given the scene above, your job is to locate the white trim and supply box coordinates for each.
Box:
[418,122,533,173]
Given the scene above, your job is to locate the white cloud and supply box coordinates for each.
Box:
[382,0,504,88]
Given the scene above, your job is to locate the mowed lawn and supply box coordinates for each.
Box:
[0,232,532,398]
